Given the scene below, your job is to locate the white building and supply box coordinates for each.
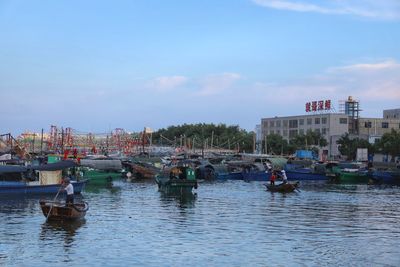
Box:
[383,108,400,119]
[261,113,349,157]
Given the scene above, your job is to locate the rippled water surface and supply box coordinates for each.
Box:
[1,181,400,266]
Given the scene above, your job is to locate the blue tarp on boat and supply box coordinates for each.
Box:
[0,165,27,173]
[29,160,77,171]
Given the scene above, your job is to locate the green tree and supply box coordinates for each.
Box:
[152,123,254,152]
[337,133,375,160]
[376,129,400,161]
[289,130,328,150]
[264,134,294,155]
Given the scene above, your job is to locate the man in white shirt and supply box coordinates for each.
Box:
[63,177,74,205]
[280,170,288,184]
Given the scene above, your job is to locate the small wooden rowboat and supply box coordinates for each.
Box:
[265,182,299,193]
[40,200,89,221]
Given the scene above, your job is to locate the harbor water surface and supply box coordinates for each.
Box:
[1,181,400,266]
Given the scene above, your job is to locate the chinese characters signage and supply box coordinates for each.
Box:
[305,100,331,112]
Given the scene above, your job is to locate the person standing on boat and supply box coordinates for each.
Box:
[63,177,74,205]
[280,170,288,184]
[270,170,276,186]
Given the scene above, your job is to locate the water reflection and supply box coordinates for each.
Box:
[159,192,197,208]
[84,183,122,194]
[40,219,86,250]
[1,181,400,266]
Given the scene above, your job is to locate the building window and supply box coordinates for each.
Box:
[289,120,298,128]
[315,118,320,124]
[276,130,280,135]
[289,129,298,138]
[269,121,275,127]
[321,117,327,124]
[382,122,389,128]
[269,130,274,135]
[276,120,281,127]
[307,118,312,125]
[283,120,288,127]
[322,128,327,135]
[315,129,321,134]
[340,118,348,124]
[283,130,288,136]
[299,129,304,135]
[299,119,304,125]
[365,121,372,128]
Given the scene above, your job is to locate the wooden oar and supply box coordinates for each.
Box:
[46,185,63,221]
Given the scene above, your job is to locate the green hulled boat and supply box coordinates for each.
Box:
[156,166,197,194]
[327,163,370,184]
[79,159,123,186]
[82,168,122,186]
[338,171,370,184]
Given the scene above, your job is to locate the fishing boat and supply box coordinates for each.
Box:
[122,161,159,180]
[0,161,87,195]
[39,200,88,221]
[370,169,400,185]
[338,170,370,184]
[284,162,328,181]
[325,162,370,184]
[81,168,122,186]
[241,162,270,181]
[265,182,299,193]
[155,165,197,194]
[80,159,123,185]
[213,162,244,180]
[284,169,328,181]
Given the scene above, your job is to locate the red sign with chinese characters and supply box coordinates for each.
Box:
[305,100,332,112]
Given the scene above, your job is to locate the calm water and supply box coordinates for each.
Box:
[1,180,400,267]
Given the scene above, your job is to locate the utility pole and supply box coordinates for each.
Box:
[265,135,267,155]
[142,128,145,154]
[211,131,214,149]
[61,127,64,154]
[9,133,13,152]
[106,135,109,155]
[32,133,35,154]
[40,128,43,155]
[202,138,205,158]
[253,132,256,154]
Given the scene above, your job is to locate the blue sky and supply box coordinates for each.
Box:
[1,0,399,135]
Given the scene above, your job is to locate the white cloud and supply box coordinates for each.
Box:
[328,59,400,72]
[197,73,242,96]
[146,75,188,91]
[252,0,400,20]
[252,59,400,104]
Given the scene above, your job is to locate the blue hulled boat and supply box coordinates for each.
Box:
[0,180,87,194]
[212,163,244,180]
[0,161,87,195]
[370,170,400,185]
[284,164,328,181]
[241,163,270,181]
[284,169,328,181]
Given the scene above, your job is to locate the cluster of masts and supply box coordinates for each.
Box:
[0,125,153,158]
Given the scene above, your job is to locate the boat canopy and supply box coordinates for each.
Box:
[266,157,288,169]
[0,165,27,173]
[30,160,77,171]
[80,159,122,171]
